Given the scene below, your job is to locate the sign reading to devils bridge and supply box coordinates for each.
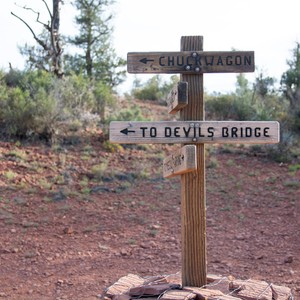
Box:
[127,51,254,74]
[110,121,279,144]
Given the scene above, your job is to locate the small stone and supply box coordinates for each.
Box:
[235,235,246,241]
[63,227,73,234]
[151,224,160,230]
[149,241,157,247]
[0,292,7,297]
[140,243,149,249]
[120,249,128,256]
[11,229,17,233]
[284,256,293,263]
[52,190,67,202]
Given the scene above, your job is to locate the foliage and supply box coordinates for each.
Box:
[131,75,178,102]
[206,74,257,121]
[107,102,147,123]
[281,42,300,133]
[206,96,255,122]
[0,69,119,142]
[252,71,289,121]
[254,71,276,97]
[206,72,288,122]
[14,0,124,123]
[92,80,116,121]
[65,0,126,87]
[281,42,300,109]
[0,70,62,140]
[264,129,296,162]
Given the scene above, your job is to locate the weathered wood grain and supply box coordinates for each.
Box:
[109,121,280,144]
[180,35,206,288]
[166,81,188,114]
[127,51,254,74]
[163,145,197,178]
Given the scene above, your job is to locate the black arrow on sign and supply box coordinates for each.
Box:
[120,128,136,135]
[140,58,154,64]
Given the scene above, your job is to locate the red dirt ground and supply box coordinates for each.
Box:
[0,102,299,299]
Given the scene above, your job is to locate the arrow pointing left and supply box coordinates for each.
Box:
[140,58,154,64]
[120,128,136,135]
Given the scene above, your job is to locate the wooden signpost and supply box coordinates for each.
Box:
[110,36,280,288]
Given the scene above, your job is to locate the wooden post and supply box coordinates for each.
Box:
[180,36,207,287]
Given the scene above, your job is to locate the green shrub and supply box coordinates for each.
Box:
[107,103,148,123]
[93,80,116,122]
[0,69,118,142]
[206,94,235,120]
[51,73,95,113]
[131,75,178,102]
[205,93,256,120]
[265,130,295,162]
[1,86,32,136]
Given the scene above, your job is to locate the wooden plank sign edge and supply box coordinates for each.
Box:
[127,51,255,74]
[166,81,188,114]
[109,121,280,145]
[163,145,197,178]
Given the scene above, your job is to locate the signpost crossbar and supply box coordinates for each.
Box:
[109,121,280,144]
[128,51,254,74]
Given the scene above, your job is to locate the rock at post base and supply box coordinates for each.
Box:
[103,273,293,300]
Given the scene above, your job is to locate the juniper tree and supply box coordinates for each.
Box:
[65,0,126,88]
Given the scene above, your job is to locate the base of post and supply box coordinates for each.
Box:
[103,273,293,300]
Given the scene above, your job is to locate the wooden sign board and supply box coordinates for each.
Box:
[110,121,280,144]
[127,51,254,74]
[163,145,197,178]
[166,81,188,114]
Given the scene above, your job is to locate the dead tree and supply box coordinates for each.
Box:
[11,0,64,78]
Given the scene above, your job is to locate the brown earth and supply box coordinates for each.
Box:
[0,101,299,300]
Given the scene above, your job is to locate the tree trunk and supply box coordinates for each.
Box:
[51,0,64,77]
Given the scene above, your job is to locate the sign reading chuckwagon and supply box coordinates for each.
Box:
[127,51,254,74]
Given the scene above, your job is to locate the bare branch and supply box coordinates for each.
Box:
[11,12,49,51]
[11,11,39,42]
[42,0,53,19]
[13,3,50,31]
[12,1,64,78]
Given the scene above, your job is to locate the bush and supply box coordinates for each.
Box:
[0,86,32,136]
[0,70,64,141]
[107,103,148,123]
[93,80,116,122]
[133,76,163,101]
[205,93,256,120]
[52,73,95,113]
[265,130,296,162]
[0,69,118,142]
[131,75,178,102]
